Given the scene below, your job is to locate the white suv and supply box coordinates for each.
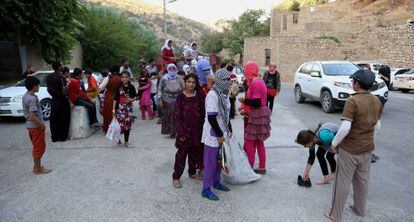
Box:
[294,61,389,113]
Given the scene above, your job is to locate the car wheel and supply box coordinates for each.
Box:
[40,99,52,120]
[401,89,410,93]
[295,85,305,103]
[390,83,396,91]
[321,90,336,113]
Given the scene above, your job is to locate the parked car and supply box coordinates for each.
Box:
[0,70,98,120]
[294,61,388,113]
[390,68,411,90]
[232,66,246,91]
[393,69,414,93]
[354,61,385,74]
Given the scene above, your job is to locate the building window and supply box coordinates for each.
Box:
[265,49,271,66]
[293,14,298,24]
[283,15,287,30]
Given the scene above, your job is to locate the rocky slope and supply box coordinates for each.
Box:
[84,0,213,51]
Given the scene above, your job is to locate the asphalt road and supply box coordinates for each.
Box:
[0,84,413,221]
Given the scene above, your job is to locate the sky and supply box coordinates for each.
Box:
[142,0,282,24]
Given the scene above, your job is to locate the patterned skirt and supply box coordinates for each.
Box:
[245,106,271,141]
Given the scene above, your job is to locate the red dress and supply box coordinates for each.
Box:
[103,75,122,133]
[162,48,175,64]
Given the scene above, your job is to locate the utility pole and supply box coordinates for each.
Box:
[163,0,177,40]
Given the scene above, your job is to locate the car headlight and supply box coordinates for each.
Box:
[11,95,23,102]
[333,82,352,89]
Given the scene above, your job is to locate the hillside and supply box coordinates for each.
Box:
[84,0,213,51]
[322,0,414,27]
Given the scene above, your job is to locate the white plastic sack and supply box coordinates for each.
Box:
[106,118,121,142]
[221,136,261,184]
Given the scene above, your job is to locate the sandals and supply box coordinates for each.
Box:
[172,179,182,189]
[33,167,52,175]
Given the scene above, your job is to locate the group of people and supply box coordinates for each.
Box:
[21,37,383,221]
[294,69,383,222]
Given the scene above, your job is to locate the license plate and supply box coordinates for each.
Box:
[0,110,12,114]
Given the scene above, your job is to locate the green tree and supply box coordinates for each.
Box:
[290,1,301,11]
[275,0,328,11]
[222,9,270,63]
[78,7,160,73]
[200,31,224,54]
[0,0,83,63]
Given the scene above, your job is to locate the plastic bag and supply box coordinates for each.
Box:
[221,136,261,184]
[106,118,121,142]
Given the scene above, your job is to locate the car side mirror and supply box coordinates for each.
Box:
[310,71,321,77]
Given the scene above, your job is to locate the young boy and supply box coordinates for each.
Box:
[325,69,382,222]
[23,76,51,174]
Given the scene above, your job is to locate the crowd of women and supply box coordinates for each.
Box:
[45,39,282,202]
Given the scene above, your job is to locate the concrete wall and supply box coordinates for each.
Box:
[23,43,83,71]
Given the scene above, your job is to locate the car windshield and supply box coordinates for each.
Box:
[15,72,51,87]
[403,70,414,75]
[322,63,360,76]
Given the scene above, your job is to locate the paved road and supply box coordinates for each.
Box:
[0,84,413,221]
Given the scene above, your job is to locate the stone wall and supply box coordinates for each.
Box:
[244,37,273,67]
[244,7,414,82]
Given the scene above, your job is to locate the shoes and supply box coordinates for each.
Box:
[371,153,380,163]
[201,188,219,201]
[297,175,305,187]
[297,175,312,188]
[124,143,132,148]
[189,173,203,181]
[142,117,146,120]
[254,168,266,175]
[172,179,182,188]
[213,182,230,192]
[304,179,312,188]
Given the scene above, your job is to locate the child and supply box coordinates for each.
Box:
[113,71,137,147]
[137,75,155,120]
[295,123,339,187]
[149,72,158,113]
[23,76,51,174]
[84,68,98,98]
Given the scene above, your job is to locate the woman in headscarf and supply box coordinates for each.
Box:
[189,42,207,59]
[263,62,281,112]
[238,61,271,175]
[201,68,233,201]
[196,59,215,94]
[162,39,175,66]
[103,65,122,133]
[158,64,184,138]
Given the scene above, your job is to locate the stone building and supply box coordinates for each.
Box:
[244,7,414,82]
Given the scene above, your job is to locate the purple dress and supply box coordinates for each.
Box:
[175,91,206,148]
[172,90,206,180]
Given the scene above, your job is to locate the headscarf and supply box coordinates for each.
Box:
[269,62,277,73]
[183,64,190,75]
[244,61,259,87]
[166,63,177,79]
[212,68,231,130]
[196,59,211,85]
[162,39,173,51]
[183,45,189,57]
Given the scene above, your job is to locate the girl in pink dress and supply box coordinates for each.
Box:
[138,78,155,120]
[239,61,271,175]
